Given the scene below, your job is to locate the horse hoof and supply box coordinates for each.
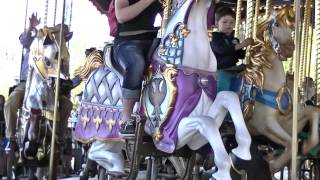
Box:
[106,170,126,178]
[230,152,250,179]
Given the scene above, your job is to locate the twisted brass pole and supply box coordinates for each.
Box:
[265,0,272,19]
[245,0,254,64]
[158,0,172,38]
[303,2,312,79]
[316,0,320,105]
[44,0,49,27]
[253,0,260,39]
[299,0,312,89]
[235,0,243,39]
[307,27,313,78]
[53,0,58,26]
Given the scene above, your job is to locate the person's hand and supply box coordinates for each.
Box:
[29,13,41,29]
[241,38,254,47]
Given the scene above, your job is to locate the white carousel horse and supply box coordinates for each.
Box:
[20,25,72,179]
[75,0,252,179]
[238,7,320,175]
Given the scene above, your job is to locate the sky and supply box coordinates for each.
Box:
[0,0,112,97]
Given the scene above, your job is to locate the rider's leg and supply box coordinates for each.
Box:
[122,98,136,120]
[114,40,152,134]
[4,82,26,150]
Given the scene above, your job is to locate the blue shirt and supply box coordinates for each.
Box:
[19,28,36,81]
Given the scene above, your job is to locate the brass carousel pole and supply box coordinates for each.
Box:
[235,0,243,39]
[244,0,254,64]
[253,0,260,39]
[292,0,302,179]
[303,2,312,79]
[306,26,313,78]
[44,0,49,27]
[53,0,58,26]
[299,0,312,90]
[48,0,66,179]
[265,0,272,19]
[158,0,172,38]
[316,0,320,105]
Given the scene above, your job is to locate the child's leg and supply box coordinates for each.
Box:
[217,70,235,92]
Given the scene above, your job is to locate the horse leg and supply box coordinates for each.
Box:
[264,117,292,173]
[177,116,232,180]
[302,109,319,154]
[207,91,252,160]
[88,141,125,173]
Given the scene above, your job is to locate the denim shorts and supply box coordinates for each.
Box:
[113,40,153,100]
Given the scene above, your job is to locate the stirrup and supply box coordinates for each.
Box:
[119,118,136,136]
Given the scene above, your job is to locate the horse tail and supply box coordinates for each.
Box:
[74,50,104,80]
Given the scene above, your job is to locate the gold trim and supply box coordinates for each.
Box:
[159,44,166,55]
[170,34,178,47]
[73,136,124,144]
[74,50,104,80]
[34,56,48,80]
[181,25,190,38]
[153,130,163,142]
[93,116,102,129]
[276,86,292,115]
[81,115,90,128]
[107,118,116,131]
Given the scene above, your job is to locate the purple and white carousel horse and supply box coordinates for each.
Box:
[74,0,252,179]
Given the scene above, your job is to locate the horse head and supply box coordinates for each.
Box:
[245,6,295,91]
[30,24,71,80]
[155,0,217,72]
[74,49,104,80]
[258,6,295,60]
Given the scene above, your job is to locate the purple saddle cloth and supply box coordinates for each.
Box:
[74,66,123,143]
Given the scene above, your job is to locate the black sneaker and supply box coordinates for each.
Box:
[119,119,136,135]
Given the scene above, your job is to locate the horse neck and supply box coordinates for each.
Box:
[163,0,217,72]
[183,0,216,71]
[263,57,286,91]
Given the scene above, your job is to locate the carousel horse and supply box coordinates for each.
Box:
[230,7,320,175]
[19,25,72,178]
[74,0,252,179]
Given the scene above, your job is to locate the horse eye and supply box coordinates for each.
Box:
[274,22,279,27]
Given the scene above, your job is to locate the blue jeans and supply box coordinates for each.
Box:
[114,40,153,100]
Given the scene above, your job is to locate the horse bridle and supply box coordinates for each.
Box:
[267,18,281,55]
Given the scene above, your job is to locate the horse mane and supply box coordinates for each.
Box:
[74,50,104,80]
[244,6,295,91]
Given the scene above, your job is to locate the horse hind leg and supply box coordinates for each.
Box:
[302,109,320,154]
[264,117,292,173]
[207,91,252,160]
